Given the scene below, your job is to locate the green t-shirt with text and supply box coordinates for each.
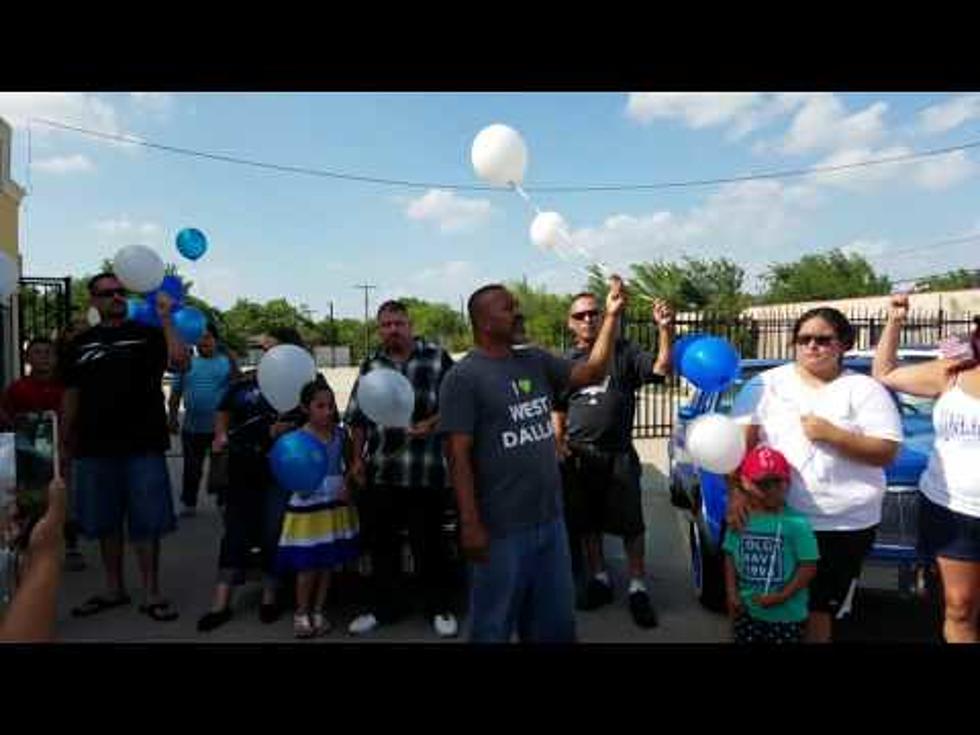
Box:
[722,508,819,623]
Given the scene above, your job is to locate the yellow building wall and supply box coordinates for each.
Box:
[0,191,19,260]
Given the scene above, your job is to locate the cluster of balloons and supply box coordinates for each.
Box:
[678,335,746,474]
[113,245,207,344]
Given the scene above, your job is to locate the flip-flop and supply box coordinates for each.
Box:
[71,593,132,618]
[139,600,180,622]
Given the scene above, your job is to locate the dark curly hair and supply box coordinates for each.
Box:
[299,374,333,408]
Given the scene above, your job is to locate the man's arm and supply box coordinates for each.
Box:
[569,276,627,390]
[212,410,230,452]
[445,432,488,563]
[61,388,79,461]
[651,299,675,377]
[154,292,189,372]
[552,410,570,460]
[167,378,183,435]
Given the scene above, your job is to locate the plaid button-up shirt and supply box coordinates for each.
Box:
[344,339,455,489]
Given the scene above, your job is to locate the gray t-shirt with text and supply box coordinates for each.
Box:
[438,347,573,538]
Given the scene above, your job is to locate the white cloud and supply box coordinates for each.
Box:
[626,93,762,128]
[841,238,890,259]
[185,264,242,310]
[913,150,976,190]
[404,189,493,233]
[376,259,485,311]
[32,153,94,174]
[780,94,889,155]
[808,146,913,191]
[567,179,819,276]
[919,94,980,135]
[0,92,124,136]
[93,217,163,241]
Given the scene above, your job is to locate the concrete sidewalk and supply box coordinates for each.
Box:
[53,437,730,643]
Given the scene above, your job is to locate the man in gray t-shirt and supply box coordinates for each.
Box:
[439,279,626,643]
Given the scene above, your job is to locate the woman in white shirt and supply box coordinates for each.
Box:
[730,307,902,643]
[873,296,980,643]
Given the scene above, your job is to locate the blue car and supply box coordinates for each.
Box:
[668,356,935,612]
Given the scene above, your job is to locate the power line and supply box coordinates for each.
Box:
[29,116,980,194]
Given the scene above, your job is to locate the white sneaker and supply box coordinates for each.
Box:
[432,613,459,638]
[348,613,379,636]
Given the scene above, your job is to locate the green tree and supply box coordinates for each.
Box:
[916,269,980,292]
[506,279,571,350]
[760,249,891,304]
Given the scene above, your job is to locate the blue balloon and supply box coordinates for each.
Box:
[127,297,157,326]
[173,306,207,345]
[176,228,208,261]
[673,332,708,373]
[269,430,329,496]
[680,336,740,392]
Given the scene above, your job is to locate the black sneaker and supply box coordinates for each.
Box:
[579,577,614,611]
[197,608,233,632]
[628,590,658,629]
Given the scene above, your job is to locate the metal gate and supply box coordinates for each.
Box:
[17,276,72,371]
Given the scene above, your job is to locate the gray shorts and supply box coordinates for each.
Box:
[72,454,176,542]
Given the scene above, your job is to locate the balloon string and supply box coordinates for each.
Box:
[511,182,541,215]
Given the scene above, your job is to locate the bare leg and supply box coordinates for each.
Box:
[624,534,645,581]
[100,532,126,597]
[805,611,833,643]
[210,582,233,612]
[314,570,331,612]
[295,571,315,614]
[584,534,604,577]
[132,539,161,602]
[936,556,980,643]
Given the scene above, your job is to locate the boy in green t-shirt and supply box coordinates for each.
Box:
[722,445,819,644]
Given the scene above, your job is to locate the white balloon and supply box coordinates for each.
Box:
[356,368,415,428]
[0,251,18,301]
[686,413,747,475]
[471,124,528,187]
[529,211,570,251]
[257,344,317,413]
[112,244,165,294]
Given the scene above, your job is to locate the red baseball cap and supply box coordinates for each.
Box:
[739,445,791,484]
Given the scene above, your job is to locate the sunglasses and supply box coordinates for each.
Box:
[752,477,786,493]
[794,334,836,347]
[94,288,127,298]
[571,309,601,322]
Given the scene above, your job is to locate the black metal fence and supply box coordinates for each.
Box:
[16,277,72,373]
[561,308,977,439]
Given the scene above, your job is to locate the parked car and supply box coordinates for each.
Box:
[669,352,937,612]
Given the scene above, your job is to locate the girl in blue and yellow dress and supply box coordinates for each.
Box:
[277,377,360,638]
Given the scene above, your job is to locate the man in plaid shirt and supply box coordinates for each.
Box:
[344,300,459,638]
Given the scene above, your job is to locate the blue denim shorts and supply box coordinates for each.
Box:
[73,454,176,542]
[468,517,577,643]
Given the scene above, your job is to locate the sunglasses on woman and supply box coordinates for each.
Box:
[794,334,836,347]
[570,309,601,321]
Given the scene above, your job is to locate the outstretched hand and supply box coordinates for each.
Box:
[605,275,628,318]
[652,299,674,328]
[889,293,909,322]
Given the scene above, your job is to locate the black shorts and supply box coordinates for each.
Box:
[809,527,877,617]
[561,444,645,539]
[919,494,980,562]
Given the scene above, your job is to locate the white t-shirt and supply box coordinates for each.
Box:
[731,363,903,532]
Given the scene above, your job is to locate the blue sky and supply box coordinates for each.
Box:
[1,92,978,319]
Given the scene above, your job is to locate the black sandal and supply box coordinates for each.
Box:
[71,593,132,618]
[139,600,180,622]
